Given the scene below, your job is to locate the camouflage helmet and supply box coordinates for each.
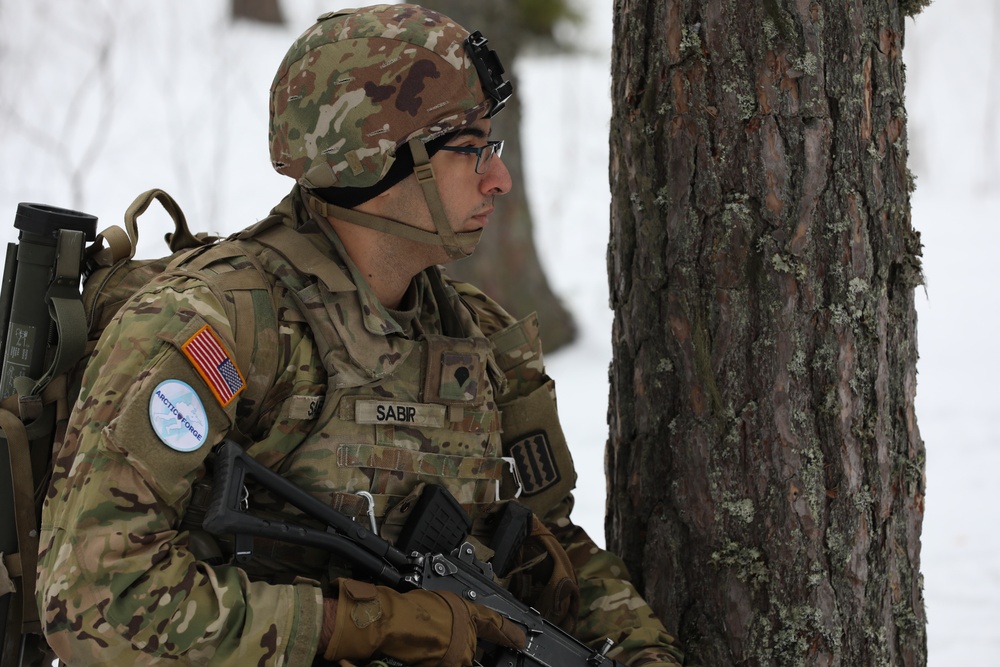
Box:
[269,4,511,191]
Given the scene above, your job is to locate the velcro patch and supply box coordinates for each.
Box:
[437,352,480,402]
[149,380,208,452]
[288,395,324,420]
[507,431,561,497]
[181,324,245,407]
[355,400,446,428]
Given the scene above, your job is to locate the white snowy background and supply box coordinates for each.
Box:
[0,0,996,663]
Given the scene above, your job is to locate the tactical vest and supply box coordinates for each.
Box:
[182,206,576,587]
[252,219,509,515]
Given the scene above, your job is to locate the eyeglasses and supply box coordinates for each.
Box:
[437,140,504,174]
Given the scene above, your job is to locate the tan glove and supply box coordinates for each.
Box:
[321,578,527,667]
[507,515,581,633]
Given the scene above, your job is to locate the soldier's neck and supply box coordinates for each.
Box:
[330,221,427,309]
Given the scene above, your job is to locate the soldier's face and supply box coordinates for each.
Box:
[372,118,512,262]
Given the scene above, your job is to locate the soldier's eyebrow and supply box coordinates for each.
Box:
[449,127,490,142]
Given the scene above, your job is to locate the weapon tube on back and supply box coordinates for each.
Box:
[0,202,96,666]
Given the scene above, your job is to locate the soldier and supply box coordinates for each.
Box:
[37,4,685,666]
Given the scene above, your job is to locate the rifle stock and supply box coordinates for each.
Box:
[202,439,409,587]
[203,440,625,667]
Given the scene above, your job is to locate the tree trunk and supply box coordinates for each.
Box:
[231,0,284,25]
[607,1,926,665]
[419,0,577,353]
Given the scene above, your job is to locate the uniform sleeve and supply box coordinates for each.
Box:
[37,275,323,666]
[543,499,685,667]
[467,289,685,666]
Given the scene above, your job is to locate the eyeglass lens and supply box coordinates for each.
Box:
[476,141,504,174]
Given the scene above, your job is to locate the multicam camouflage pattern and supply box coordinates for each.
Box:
[38,250,323,663]
[246,211,510,522]
[37,185,683,666]
[552,504,685,667]
[270,4,491,190]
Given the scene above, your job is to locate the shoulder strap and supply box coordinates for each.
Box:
[0,408,41,636]
[425,266,470,339]
[171,240,280,437]
[100,190,278,398]
[14,229,88,399]
[252,222,356,293]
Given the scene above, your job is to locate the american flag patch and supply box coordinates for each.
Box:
[181,325,245,407]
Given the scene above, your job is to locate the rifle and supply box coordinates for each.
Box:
[203,440,625,667]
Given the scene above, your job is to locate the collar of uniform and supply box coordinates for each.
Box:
[305,196,415,338]
[246,187,358,295]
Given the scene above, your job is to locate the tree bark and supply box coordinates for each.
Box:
[419,0,577,352]
[607,1,926,665]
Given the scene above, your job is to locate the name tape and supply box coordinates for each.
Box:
[355,400,446,428]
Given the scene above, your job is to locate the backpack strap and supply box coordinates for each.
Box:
[125,188,219,255]
[168,241,280,437]
[0,407,41,635]
[252,222,356,293]
[12,229,88,400]
[88,188,216,270]
[90,190,280,437]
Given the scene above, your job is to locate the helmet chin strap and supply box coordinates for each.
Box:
[304,138,481,260]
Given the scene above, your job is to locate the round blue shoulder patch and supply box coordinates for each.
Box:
[149,380,209,452]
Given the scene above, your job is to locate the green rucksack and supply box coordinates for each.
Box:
[0,190,272,666]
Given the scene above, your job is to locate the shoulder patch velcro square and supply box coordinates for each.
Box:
[508,431,561,497]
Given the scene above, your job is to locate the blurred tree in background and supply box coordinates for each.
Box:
[231,0,284,24]
[232,0,579,351]
[412,0,581,352]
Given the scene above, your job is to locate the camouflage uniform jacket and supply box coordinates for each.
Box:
[37,186,683,666]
